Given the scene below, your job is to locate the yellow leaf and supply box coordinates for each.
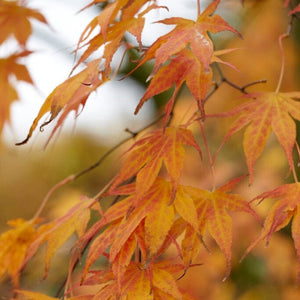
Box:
[0,218,38,288]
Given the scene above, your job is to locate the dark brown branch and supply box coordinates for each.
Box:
[215,63,267,94]
[73,113,165,180]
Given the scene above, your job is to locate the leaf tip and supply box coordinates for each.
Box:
[15,136,30,146]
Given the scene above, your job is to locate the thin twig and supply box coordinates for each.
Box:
[197,0,201,17]
[73,113,165,180]
[32,114,165,220]
[275,33,289,93]
[241,79,267,91]
[215,63,267,94]
[32,175,75,220]
[275,15,293,93]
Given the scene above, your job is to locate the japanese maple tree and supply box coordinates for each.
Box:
[0,0,300,299]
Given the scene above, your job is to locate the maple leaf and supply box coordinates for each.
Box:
[212,92,300,182]
[133,48,238,125]
[110,126,202,198]
[81,177,257,286]
[0,51,33,134]
[80,178,197,285]
[134,48,212,123]
[182,176,260,279]
[74,177,256,294]
[108,179,175,262]
[72,0,162,73]
[0,218,39,288]
[132,0,241,117]
[17,59,108,145]
[0,0,48,46]
[24,197,94,279]
[242,182,300,280]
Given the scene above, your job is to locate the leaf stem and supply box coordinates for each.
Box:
[214,63,267,94]
[32,175,75,221]
[198,119,216,191]
[275,16,293,93]
[197,0,201,17]
[275,33,289,93]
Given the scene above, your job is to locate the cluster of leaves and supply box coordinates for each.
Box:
[0,0,300,299]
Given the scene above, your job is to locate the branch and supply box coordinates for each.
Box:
[32,114,165,220]
[215,63,267,94]
[73,113,165,180]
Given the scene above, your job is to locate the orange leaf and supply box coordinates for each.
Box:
[0,218,39,288]
[174,185,199,232]
[157,217,187,258]
[242,183,300,280]
[0,51,33,133]
[72,194,135,269]
[25,198,93,279]
[151,263,182,299]
[144,179,175,256]
[110,126,201,198]
[83,263,152,299]
[134,48,212,122]
[112,232,137,293]
[132,0,240,116]
[184,177,260,279]
[17,59,108,145]
[73,0,160,73]
[82,260,185,299]
[80,176,256,292]
[0,0,48,46]
[121,263,152,300]
[213,91,300,182]
[83,179,186,280]
[109,179,174,261]
[81,222,119,282]
[181,224,202,266]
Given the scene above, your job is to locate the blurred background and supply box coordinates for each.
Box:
[0,0,300,299]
